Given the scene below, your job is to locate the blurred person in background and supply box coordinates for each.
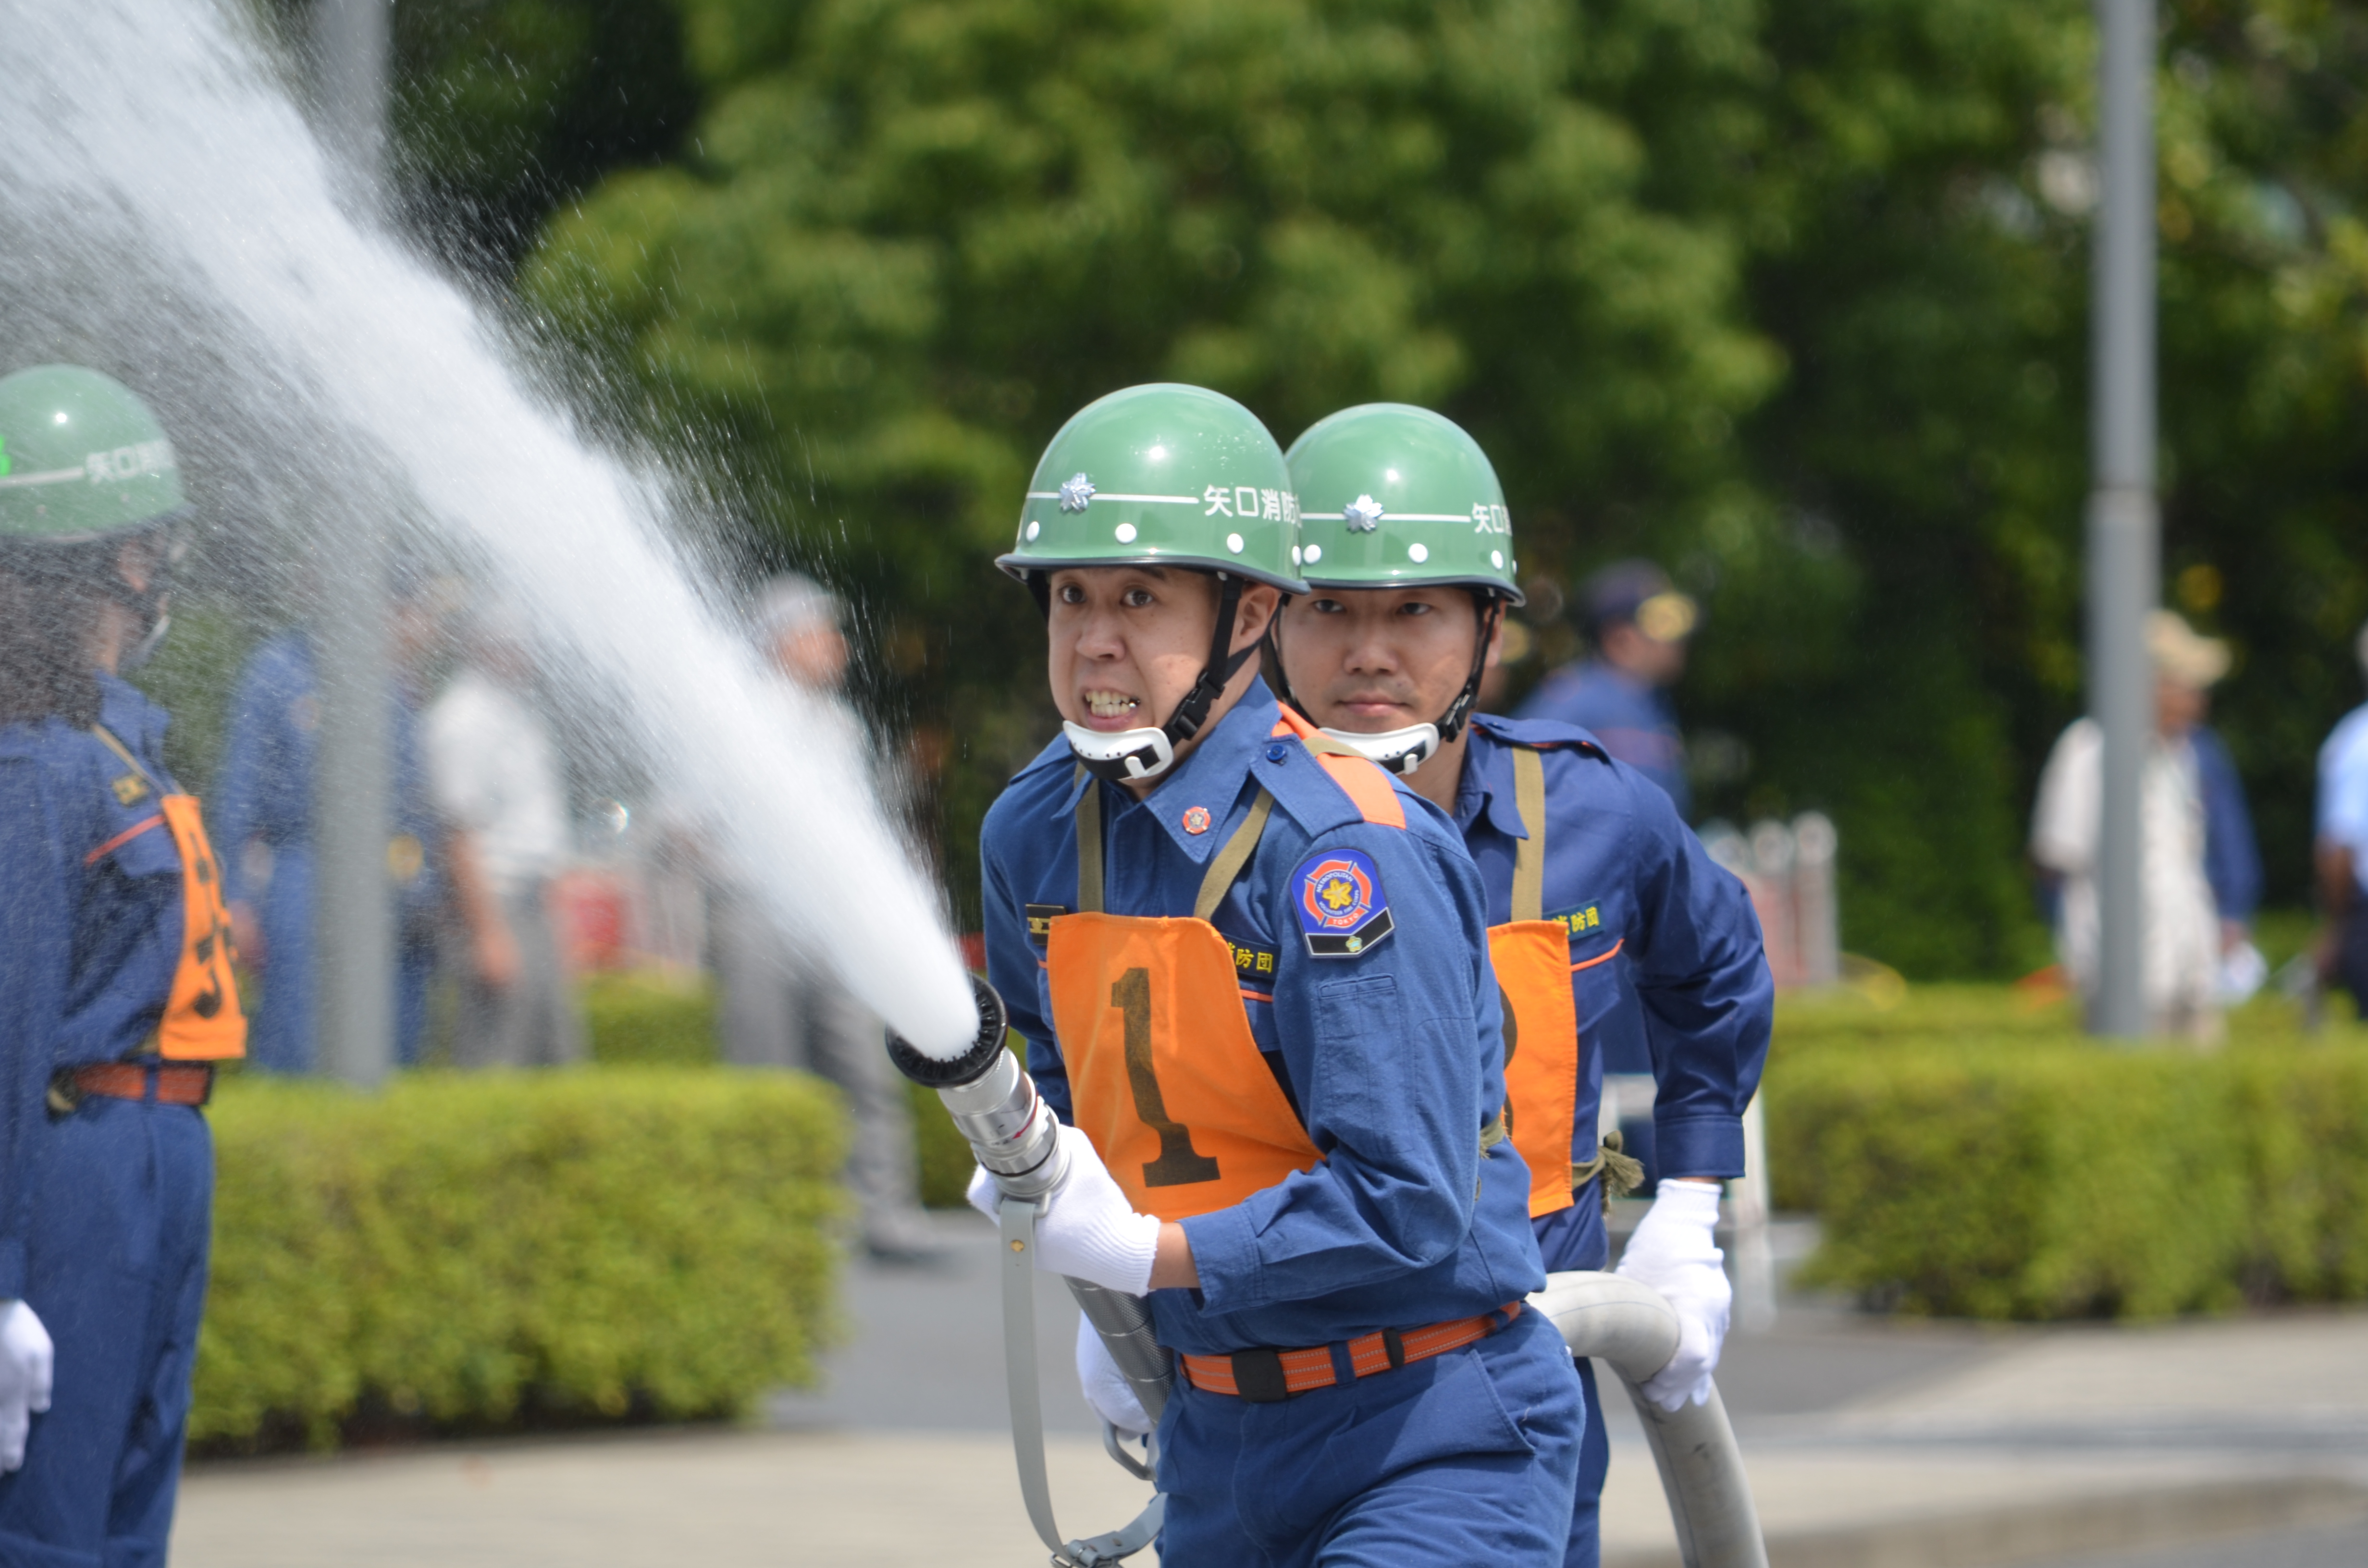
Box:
[1514,560,1699,819]
[708,574,937,1261]
[425,598,583,1067]
[2181,647,2265,1003]
[2314,624,2368,1012]
[2030,611,2226,1040]
[0,366,245,1555]
[214,563,447,1071]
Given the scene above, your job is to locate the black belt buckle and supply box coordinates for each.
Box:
[1229,1347,1292,1404]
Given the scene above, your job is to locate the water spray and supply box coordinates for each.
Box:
[885,976,1170,1567]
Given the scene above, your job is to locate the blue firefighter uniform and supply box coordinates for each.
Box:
[1456,713,1772,1568]
[983,680,1584,1566]
[0,674,235,1564]
[211,631,442,1070]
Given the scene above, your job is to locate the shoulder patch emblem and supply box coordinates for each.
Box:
[1024,904,1069,945]
[1293,848,1395,958]
[111,773,149,807]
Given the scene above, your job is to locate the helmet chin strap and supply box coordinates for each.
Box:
[1271,590,1504,776]
[1063,573,1254,784]
[1319,722,1440,777]
[114,517,186,672]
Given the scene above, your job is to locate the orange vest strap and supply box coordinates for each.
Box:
[1269,709,1406,830]
[86,814,166,866]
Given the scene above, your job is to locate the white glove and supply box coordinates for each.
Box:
[1614,1180,1731,1413]
[965,1124,1160,1296]
[1075,1316,1154,1436]
[0,1301,54,1472]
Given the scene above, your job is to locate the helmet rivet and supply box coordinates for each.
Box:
[1025,520,1041,541]
[1305,544,1323,564]
[1291,545,1303,565]
[1408,542,1429,564]
[1226,533,1244,554]
[1491,550,1504,569]
[1114,522,1138,544]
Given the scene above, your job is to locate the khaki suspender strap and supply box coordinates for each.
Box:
[1295,728,1364,759]
[1074,766,1105,915]
[92,725,163,793]
[1193,790,1274,923]
[1510,745,1547,923]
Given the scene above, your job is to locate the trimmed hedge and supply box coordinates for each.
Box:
[1767,990,2368,1319]
[580,970,975,1206]
[197,1069,848,1449]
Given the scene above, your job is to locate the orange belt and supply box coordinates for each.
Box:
[1179,1304,1523,1403]
[51,1062,214,1112]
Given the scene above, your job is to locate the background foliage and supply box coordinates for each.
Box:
[196,1069,847,1450]
[1764,989,2368,1318]
[371,0,2368,974]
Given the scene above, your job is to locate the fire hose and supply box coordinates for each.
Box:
[888,976,1767,1568]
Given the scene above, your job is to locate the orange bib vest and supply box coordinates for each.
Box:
[93,726,248,1061]
[1047,713,1408,1221]
[1490,745,1590,1219]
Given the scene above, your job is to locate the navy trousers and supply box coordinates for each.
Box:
[0,1091,212,1568]
[1158,1304,1584,1566]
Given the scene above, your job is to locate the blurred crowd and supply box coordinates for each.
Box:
[212,568,940,1259]
[227,554,2368,1176]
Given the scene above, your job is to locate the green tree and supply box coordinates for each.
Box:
[521,0,1779,924]
[493,0,2368,974]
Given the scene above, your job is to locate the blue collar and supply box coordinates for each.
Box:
[1453,726,1533,844]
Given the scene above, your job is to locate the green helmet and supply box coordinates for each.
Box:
[999,382,1309,595]
[1284,403,1522,605]
[0,365,187,542]
[1009,385,1304,783]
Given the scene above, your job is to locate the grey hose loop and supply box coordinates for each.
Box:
[999,1197,1164,1567]
[1529,1271,1769,1568]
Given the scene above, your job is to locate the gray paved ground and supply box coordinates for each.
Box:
[171,1211,2368,1567]
[2016,1517,2368,1568]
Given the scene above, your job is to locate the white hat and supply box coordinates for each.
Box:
[2146,609,2229,689]
[752,573,839,639]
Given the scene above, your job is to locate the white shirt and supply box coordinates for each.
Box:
[2317,704,2368,894]
[2030,717,2218,1016]
[425,666,569,894]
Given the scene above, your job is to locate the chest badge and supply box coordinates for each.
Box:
[111,773,149,806]
[1294,848,1395,958]
[1182,805,1211,835]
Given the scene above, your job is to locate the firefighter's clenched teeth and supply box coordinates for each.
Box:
[1085,692,1140,719]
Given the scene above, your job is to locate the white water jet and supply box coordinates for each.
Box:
[0,0,981,1058]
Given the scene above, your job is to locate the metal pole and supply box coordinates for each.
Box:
[312,0,390,206]
[2086,0,2157,1038]
[310,0,395,1084]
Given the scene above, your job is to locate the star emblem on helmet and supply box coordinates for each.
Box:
[1058,472,1097,513]
[1344,494,1384,532]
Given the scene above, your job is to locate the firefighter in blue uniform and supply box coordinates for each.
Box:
[1270,404,1773,1568]
[973,384,1583,1565]
[213,572,444,1071]
[0,365,247,1561]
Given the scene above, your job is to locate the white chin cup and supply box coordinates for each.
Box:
[1320,723,1441,777]
[1062,720,1178,782]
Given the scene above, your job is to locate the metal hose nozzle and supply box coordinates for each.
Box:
[886,973,1174,1418]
